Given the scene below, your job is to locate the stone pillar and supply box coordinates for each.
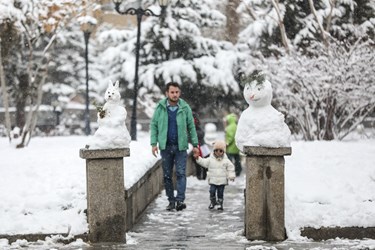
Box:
[244,146,291,241]
[79,148,130,243]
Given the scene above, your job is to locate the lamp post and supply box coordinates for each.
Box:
[113,0,168,141]
[51,96,62,127]
[81,22,96,136]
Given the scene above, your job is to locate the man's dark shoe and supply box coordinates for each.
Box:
[166,202,175,211]
[176,201,186,211]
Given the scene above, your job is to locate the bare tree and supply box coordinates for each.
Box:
[270,0,290,53]
[17,41,53,148]
[6,0,83,148]
[225,0,241,44]
[0,38,12,142]
[264,39,375,140]
[242,1,257,21]
[307,0,330,47]
[325,0,336,32]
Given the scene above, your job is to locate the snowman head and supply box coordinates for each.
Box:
[105,80,121,103]
[241,71,272,107]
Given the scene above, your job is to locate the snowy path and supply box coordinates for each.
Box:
[6,174,375,249]
[126,175,248,249]
[109,175,375,250]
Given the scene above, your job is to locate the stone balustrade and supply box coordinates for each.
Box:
[243,146,292,241]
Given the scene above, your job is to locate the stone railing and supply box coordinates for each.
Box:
[0,150,196,244]
[80,148,129,243]
[80,148,197,243]
[243,146,292,241]
[124,158,163,231]
[125,151,196,231]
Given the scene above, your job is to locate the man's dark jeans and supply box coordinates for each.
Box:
[161,144,187,202]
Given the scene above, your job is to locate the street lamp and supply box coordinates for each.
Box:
[51,95,62,127]
[81,21,96,136]
[113,0,168,141]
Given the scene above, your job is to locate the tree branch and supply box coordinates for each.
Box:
[307,0,329,47]
[270,0,290,53]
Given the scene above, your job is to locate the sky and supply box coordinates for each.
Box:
[0,132,374,249]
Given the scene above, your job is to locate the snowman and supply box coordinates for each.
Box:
[86,80,131,149]
[235,71,291,151]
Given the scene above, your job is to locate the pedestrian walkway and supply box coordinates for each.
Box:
[80,174,374,250]
[126,176,247,249]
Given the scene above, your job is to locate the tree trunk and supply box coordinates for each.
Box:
[307,0,329,47]
[325,0,336,32]
[225,0,241,44]
[16,73,29,131]
[323,93,336,140]
[271,0,290,53]
[0,38,12,142]
[25,70,48,146]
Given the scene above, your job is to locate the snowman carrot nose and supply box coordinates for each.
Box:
[250,94,255,100]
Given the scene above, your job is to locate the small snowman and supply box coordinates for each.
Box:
[235,70,291,151]
[86,80,131,149]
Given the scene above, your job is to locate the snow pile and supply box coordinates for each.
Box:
[0,133,159,235]
[285,139,375,239]
[0,134,374,243]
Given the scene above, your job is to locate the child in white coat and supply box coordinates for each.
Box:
[193,140,236,210]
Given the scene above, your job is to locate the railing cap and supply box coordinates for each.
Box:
[80,148,130,159]
[243,146,292,156]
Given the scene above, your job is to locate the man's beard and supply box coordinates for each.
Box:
[168,97,178,103]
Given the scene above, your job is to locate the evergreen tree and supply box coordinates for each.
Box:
[99,0,244,117]
[237,0,375,54]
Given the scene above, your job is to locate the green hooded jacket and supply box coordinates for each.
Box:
[225,113,240,154]
[150,98,198,151]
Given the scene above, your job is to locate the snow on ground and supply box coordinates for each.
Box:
[0,133,374,244]
[0,131,160,235]
[285,139,375,239]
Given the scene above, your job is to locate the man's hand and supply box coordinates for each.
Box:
[152,146,159,157]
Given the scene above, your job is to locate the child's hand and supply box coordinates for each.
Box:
[193,150,199,160]
[229,178,235,182]
[193,151,200,159]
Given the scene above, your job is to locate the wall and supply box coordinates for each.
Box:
[124,152,196,231]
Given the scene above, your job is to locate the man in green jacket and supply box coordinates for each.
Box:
[150,82,199,211]
[224,113,242,176]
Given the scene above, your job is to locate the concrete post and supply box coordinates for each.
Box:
[79,148,130,243]
[244,146,291,241]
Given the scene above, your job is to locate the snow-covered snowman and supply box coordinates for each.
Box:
[86,80,131,149]
[235,70,291,151]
